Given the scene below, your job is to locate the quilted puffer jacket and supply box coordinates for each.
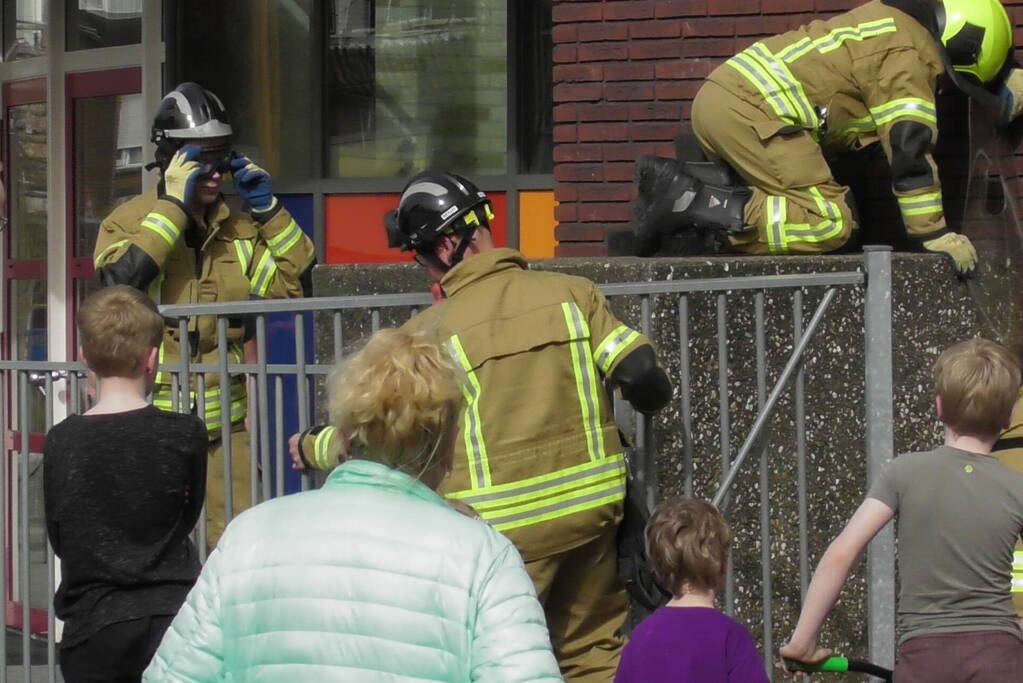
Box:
[142,459,562,682]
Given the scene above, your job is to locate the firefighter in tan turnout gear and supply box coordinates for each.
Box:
[634,0,1023,275]
[292,170,672,680]
[93,82,315,547]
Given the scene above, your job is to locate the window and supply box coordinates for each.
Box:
[327,0,508,178]
[4,0,48,60]
[66,0,142,51]
[175,0,314,181]
[516,0,553,173]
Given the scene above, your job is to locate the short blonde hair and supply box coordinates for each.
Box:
[329,328,462,475]
[934,338,1021,438]
[645,497,731,596]
[78,285,164,378]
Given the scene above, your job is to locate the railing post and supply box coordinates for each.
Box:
[863,245,895,669]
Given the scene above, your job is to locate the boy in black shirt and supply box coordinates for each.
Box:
[43,285,207,682]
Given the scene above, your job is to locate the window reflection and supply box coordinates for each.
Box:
[67,0,142,51]
[6,0,48,60]
[74,94,143,259]
[9,103,48,260]
[176,0,313,181]
[327,0,508,178]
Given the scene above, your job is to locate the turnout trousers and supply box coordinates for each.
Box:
[692,80,857,255]
[205,425,252,549]
[525,523,627,682]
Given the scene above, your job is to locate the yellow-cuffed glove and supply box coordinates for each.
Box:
[999,68,1023,125]
[922,232,978,276]
[160,146,202,206]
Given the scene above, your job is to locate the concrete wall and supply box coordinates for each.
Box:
[313,250,985,675]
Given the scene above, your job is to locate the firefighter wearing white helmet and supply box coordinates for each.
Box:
[93,82,316,547]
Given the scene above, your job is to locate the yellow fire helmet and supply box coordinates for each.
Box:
[939,0,1012,84]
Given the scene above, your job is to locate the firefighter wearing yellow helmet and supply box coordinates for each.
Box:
[633,0,1021,277]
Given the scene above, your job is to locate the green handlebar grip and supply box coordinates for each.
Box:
[783,656,850,673]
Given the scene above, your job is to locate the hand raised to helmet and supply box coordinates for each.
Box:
[161,146,203,207]
[229,155,275,212]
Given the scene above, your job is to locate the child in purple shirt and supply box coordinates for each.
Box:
[615,498,770,683]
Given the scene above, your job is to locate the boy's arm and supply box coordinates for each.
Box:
[42,433,61,556]
[781,498,894,665]
[183,419,209,531]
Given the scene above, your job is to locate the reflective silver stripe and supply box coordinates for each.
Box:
[446,335,490,489]
[266,220,304,257]
[870,98,937,126]
[250,251,278,297]
[141,213,180,246]
[729,52,797,123]
[234,239,254,275]
[595,326,640,374]
[484,479,626,528]
[455,457,626,506]
[768,195,785,253]
[897,195,942,212]
[563,302,604,462]
[747,42,817,130]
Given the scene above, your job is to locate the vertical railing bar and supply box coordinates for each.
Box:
[679,296,693,498]
[45,373,56,681]
[370,308,380,334]
[755,291,773,673]
[274,376,285,498]
[1,371,8,671]
[332,310,343,365]
[196,373,208,563]
[295,313,311,491]
[217,318,233,528]
[864,246,896,669]
[716,293,734,613]
[177,317,190,414]
[712,287,839,508]
[638,294,654,509]
[794,289,809,597]
[256,315,271,504]
[19,372,31,675]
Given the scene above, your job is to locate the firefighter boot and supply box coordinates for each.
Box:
[633,155,751,257]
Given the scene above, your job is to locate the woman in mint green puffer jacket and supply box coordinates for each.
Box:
[143,329,562,682]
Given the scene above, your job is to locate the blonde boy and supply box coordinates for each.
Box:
[43,286,207,681]
[782,338,1023,682]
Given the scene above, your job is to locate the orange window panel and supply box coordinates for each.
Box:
[325,192,508,264]
[519,191,557,260]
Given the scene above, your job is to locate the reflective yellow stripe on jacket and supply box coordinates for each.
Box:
[562,302,605,463]
[445,335,492,490]
[897,191,943,219]
[1013,550,1023,593]
[153,379,246,438]
[448,453,626,533]
[726,42,819,130]
[444,301,627,533]
[776,18,897,63]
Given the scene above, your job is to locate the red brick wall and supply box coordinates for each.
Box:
[551,0,1023,257]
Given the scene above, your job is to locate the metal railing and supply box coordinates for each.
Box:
[0,248,894,680]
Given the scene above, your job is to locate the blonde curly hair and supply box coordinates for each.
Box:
[329,328,462,477]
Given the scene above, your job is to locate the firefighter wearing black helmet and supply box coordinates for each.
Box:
[294,170,673,680]
[93,82,315,547]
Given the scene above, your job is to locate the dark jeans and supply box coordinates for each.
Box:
[894,630,1023,683]
[60,615,174,683]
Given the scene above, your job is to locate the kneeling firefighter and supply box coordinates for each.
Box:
[634,0,1023,276]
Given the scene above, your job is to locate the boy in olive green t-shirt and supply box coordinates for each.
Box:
[781,338,1023,682]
